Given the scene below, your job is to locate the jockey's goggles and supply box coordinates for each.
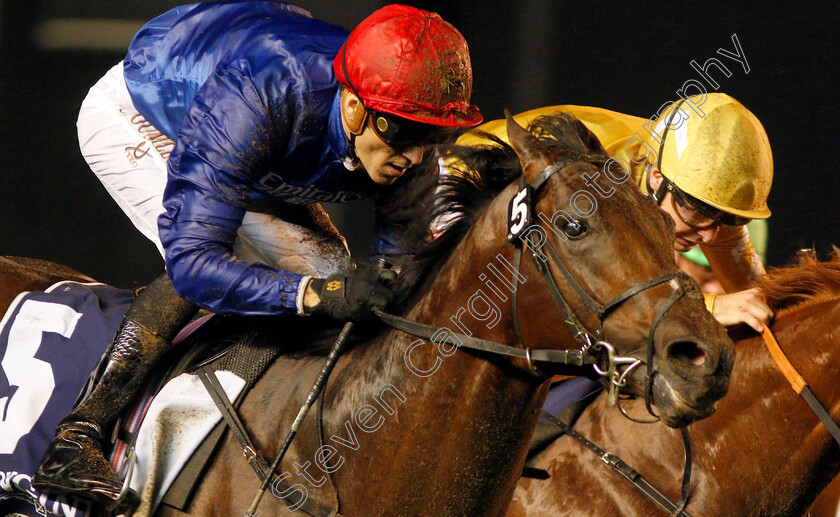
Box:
[667,181,751,228]
[370,111,454,148]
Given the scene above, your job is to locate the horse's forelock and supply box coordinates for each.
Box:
[529,112,609,158]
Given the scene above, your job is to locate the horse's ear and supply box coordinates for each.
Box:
[505,110,550,182]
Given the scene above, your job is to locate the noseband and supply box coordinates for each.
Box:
[377,151,693,418]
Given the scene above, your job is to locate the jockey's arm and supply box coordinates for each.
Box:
[159,67,307,317]
[701,224,765,292]
[700,224,772,331]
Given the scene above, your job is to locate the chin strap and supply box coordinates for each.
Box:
[339,44,363,171]
[342,133,361,170]
[645,163,669,205]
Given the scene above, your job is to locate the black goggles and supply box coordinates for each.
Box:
[369,111,454,147]
[670,182,752,227]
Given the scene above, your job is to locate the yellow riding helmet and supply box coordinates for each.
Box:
[647,93,773,219]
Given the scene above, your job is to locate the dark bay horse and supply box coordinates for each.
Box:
[507,253,840,517]
[1,113,733,517]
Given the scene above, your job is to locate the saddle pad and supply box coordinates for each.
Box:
[0,282,131,517]
[124,371,245,517]
[0,282,242,517]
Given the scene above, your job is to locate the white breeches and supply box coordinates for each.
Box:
[77,63,350,277]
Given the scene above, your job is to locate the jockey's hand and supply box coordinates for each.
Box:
[306,265,397,322]
[711,287,773,332]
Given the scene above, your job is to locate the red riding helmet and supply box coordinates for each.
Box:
[334,4,483,128]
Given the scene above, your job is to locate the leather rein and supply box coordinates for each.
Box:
[541,326,840,517]
[377,151,694,414]
[201,151,702,516]
[374,151,699,515]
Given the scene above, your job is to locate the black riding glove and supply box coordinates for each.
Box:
[308,265,397,322]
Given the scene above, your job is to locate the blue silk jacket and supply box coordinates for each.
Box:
[123,1,394,315]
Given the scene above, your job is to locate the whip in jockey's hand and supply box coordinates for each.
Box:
[32,2,481,509]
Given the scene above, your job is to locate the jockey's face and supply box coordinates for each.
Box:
[660,190,721,251]
[342,91,426,185]
[648,167,720,252]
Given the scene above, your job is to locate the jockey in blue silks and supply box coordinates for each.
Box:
[33,2,482,508]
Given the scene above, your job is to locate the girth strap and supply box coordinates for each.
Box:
[541,411,695,517]
[198,367,338,517]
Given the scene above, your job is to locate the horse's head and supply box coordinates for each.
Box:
[497,112,734,427]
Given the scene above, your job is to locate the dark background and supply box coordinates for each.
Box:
[1,1,837,289]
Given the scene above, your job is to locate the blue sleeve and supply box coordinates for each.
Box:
[158,67,303,316]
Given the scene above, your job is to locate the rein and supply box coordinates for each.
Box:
[378,152,691,413]
[537,324,840,517]
[761,326,840,444]
[542,410,695,517]
[215,151,704,515]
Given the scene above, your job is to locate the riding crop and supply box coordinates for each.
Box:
[247,321,354,515]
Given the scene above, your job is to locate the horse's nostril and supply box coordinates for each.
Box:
[668,340,707,367]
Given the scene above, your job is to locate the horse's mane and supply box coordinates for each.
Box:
[204,114,609,357]
[377,112,608,308]
[759,248,840,314]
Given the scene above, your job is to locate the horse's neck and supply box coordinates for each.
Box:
[576,297,840,517]
[689,297,840,515]
[325,197,548,515]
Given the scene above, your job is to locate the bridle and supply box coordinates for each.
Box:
[377,149,696,418]
[236,148,702,516]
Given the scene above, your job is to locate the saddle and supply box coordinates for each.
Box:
[108,314,349,517]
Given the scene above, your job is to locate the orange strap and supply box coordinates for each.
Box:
[761,326,807,394]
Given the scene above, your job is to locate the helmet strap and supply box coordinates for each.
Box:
[340,43,363,102]
[339,87,362,169]
[339,45,367,170]
[649,98,687,204]
[343,88,368,136]
[343,133,361,170]
[646,164,669,205]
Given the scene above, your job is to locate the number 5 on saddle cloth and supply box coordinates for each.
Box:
[0,281,272,517]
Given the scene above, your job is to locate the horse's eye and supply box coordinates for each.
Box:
[563,219,588,239]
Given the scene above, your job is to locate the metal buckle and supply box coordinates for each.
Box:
[244,445,258,463]
[525,347,543,377]
[601,451,619,467]
[592,341,644,407]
